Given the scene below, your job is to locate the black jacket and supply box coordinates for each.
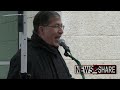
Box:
[7,33,72,79]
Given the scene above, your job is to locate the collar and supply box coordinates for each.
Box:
[31,33,59,55]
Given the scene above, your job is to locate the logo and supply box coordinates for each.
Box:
[75,65,117,74]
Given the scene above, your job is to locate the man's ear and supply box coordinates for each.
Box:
[38,26,44,35]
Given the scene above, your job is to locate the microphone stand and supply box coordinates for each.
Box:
[64,51,85,79]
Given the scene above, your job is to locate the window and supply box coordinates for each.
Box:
[0,11,18,79]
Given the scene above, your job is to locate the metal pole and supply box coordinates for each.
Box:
[21,11,27,74]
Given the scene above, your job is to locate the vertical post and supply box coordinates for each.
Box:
[18,11,23,49]
[18,11,28,78]
[18,11,30,79]
[21,11,27,74]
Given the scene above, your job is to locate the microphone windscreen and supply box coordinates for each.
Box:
[58,39,65,46]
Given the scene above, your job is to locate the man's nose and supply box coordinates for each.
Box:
[58,28,63,34]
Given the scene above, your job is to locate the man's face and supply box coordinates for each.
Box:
[38,16,64,47]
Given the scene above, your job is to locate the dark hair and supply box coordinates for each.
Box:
[33,11,61,33]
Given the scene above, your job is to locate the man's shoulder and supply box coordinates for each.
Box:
[27,38,45,53]
[9,49,21,65]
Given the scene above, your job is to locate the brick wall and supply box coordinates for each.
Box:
[61,11,120,79]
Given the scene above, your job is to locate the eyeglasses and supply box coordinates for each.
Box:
[44,25,65,30]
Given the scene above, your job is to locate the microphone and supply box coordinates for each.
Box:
[59,39,70,53]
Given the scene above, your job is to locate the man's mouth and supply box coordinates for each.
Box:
[55,36,61,42]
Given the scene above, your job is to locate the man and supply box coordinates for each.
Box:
[7,11,72,79]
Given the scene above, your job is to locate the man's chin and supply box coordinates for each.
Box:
[53,43,59,48]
